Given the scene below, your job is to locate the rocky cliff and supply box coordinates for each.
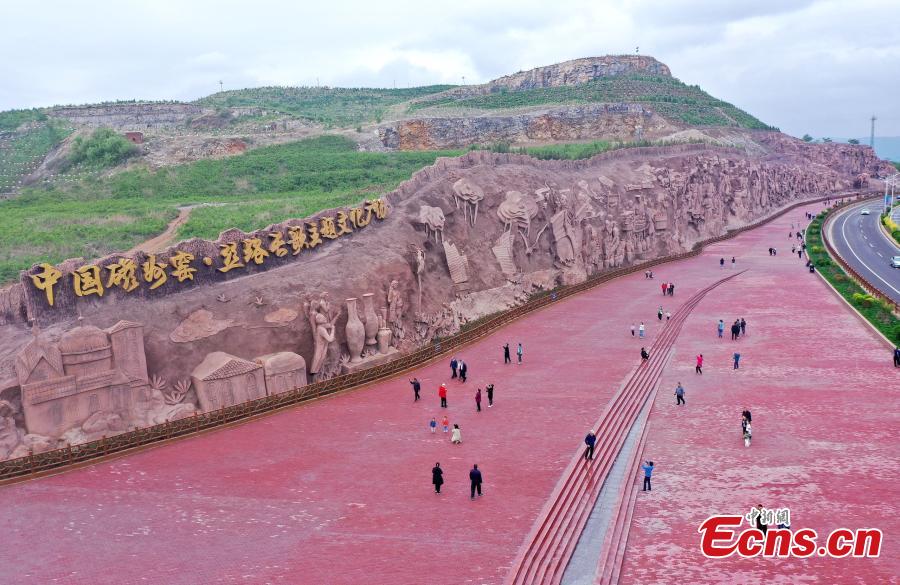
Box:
[47,103,214,129]
[483,55,671,93]
[378,104,677,150]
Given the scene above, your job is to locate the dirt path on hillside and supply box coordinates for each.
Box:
[128,203,226,254]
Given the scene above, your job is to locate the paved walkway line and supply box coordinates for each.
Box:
[507,271,744,585]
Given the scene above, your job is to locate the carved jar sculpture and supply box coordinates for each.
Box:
[362,293,378,347]
[345,298,365,363]
[377,308,392,354]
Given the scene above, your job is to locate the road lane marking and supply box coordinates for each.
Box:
[837,205,900,297]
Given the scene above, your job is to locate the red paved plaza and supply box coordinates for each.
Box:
[0,203,896,584]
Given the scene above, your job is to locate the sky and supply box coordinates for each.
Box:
[2,0,898,139]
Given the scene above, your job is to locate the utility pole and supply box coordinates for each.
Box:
[870,115,876,148]
[218,80,223,93]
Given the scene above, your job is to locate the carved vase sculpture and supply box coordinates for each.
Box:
[345,298,365,363]
[377,308,392,354]
[362,293,378,347]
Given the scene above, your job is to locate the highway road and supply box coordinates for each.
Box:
[827,199,900,304]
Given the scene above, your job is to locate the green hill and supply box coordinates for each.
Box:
[408,74,774,130]
[195,85,455,127]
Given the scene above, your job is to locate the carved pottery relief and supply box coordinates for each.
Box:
[451,178,485,227]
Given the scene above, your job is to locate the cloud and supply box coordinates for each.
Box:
[1,0,898,137]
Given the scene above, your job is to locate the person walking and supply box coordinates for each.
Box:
[661,282,668,296]
[731,256,736,269]
[665,311,671,322]
[441,415,449,433]
[741,408,752,436]
[517,343,523,364]
[584,431,597,461]
[717,319,725,338]
[439,383,448,408]
[432,462,444,494]
[410,377,421,402]
[429,417,437,433]
[475,388,482,412]
[695,354,703,374]
[720,257,725,269]
[486,383,494,407]
[668,282,674,296]
[675,382,685,405]
[459,360,468,383]
[641,461,654,491]
[658,306,663,321]
[641,347,650,361]
[503,343,511,364]
[639,322,645,338]
[451,424,462,444]
[798,249,802,259]
[755,503,767,534]
[631,323,636,337]
[731,321,740,341]
[450,357,458,379]
[740,318,746,336]
[469,464,483,499]
[743,422,753,447]
[894,347,900,367]
[733,352,741,370]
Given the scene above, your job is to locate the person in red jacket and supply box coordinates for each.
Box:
[661,282,668,295]
[439,383,448,408]
[695,354,703,374]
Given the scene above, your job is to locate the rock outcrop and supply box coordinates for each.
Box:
[379,104,676,150]
[482,55,671,93]
[47,103,214,129]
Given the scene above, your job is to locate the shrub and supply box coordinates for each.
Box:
[68,128,138,168]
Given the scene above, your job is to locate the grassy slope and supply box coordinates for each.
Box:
[195,86,455,127]
[0,135,460,284]
[408,74,774,130]
[0,121,74,192]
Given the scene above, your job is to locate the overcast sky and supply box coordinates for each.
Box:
[2,0,898,139]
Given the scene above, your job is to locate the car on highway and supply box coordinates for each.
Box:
[860,208,871,215]
[892,256,900,268]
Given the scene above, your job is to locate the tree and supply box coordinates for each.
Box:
[822,137,833,143]
[848,138,860,145]
[802,134,813,142]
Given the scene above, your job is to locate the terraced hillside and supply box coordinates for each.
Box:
[407,74,773,130]
[0,116,73,194]
[195,85,455,127]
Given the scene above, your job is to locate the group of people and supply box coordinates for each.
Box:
[502,342,524,364]
[643,270,655,279]
[431,462,483,499]
[719,256,736,269]
[449,357,469,382]
[717,318,747,340]
[660,281,675,296]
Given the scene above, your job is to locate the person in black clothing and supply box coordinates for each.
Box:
[668,283,674,296]
[450,357,458,379]
[410,377,421,402]
[584,431,596,460]
[740,318,746,336]
[893,347,900,367]
[432,463,444,494]
[459,360,468,382]
[720,257,725,269]
[503,343,511,364]
[731,321,740,340]
[742,408,752,435]
[640,347,649,361]
[469,464,483,499]
[755,504,768,535]
[486,383,494,407]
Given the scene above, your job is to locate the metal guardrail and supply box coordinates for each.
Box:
[820,197,900,314]
[0,193,849,484]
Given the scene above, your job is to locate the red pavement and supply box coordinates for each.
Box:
[0,202,896,585]
[618,204,900,584]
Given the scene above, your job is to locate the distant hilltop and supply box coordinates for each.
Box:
[484,55,672,93]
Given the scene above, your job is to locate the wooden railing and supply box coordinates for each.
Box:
[0,192,851,484]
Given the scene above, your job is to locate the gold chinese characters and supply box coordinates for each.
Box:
[28,199,389,307]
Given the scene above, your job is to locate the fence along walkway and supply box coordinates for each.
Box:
[0,193,843,485]
[505,271,743,585]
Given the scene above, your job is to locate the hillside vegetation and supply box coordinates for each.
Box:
[409,74,774,130]
[0,120,74,193]
[195,85,455,127]
[0,135,460,284]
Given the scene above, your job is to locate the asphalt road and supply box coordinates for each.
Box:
[827,199,900,304]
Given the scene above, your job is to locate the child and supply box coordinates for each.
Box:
[451,424,462,444]
[743,422,752,447]
[441,415,449,433]
[429,417,437,433]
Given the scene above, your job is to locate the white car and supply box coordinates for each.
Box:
[892,256,900,269]
[860,208,870,215]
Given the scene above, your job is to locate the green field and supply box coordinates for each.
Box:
[0,135,460,284]
[408,74,774,130]
[195,85,455,127]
